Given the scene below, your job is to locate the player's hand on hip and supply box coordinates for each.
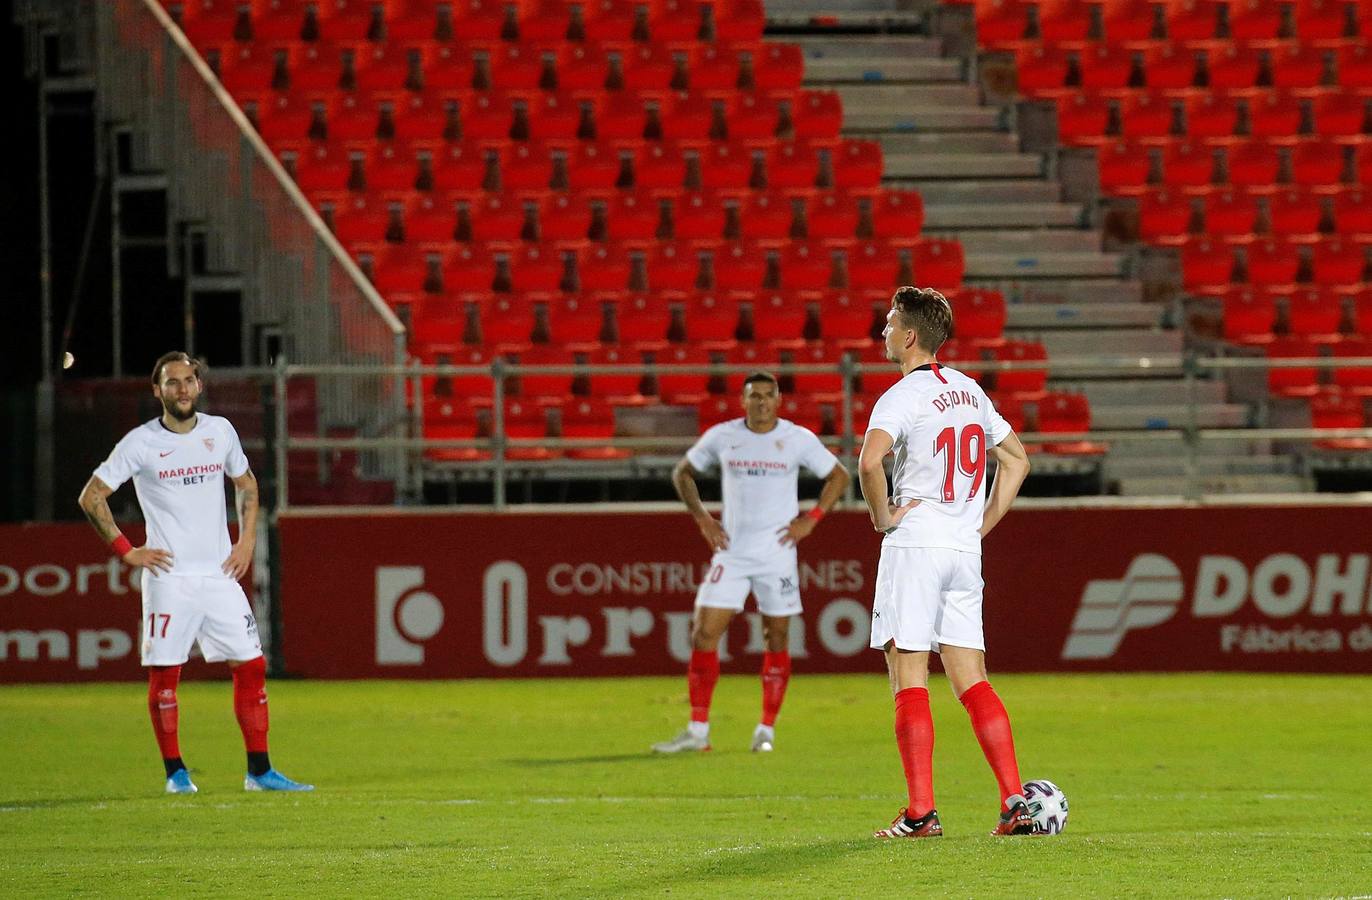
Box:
[695,515,729,551]
[126,546,174,574]
[777,516,816,547]
[222,542,253,581]
[877,499,921,533]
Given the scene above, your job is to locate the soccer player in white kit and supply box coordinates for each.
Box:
[857,288,1034,838]
[652,371,850,753]
[78,352,312,795]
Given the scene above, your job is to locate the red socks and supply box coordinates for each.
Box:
[759,650,791,727]
[147,666,182,760]
[959,680,1023,808]
[232,656,270,753]
[687,649,720,723]
[893,687,936,817]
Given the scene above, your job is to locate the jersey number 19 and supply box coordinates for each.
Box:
[934,424,987,502]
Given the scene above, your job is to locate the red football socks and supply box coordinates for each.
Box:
[232,656,270,753]
[687,649,720,723]
[759,650,791,727]
[893,687,936,817]
[959,680,1023,808]
[147,665,182,762]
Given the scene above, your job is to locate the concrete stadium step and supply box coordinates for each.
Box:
[834,83,982,108]
[963,250,1126,279]
[899,178,1059,203]
[1006,302,1162,330]
[965,278,1146,305]
[1104,456,1294,478]
[802,55,961,82]
[767,9,927,27]
[846,106,1002,131]
[1111,473,1311,495]
[791,35,948,59]
[1090,403,1250,430]
[923,202,1083,229]
[946,228,1100,254]
[1106,435,1273,457]
[876,132,1020,154]
[1036,329,1182,357]
[883,151,1043,179]
[1062,377,1229,406]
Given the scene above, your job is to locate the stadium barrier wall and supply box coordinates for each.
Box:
[5,506,1370,682]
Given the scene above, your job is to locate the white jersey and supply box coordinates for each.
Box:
[93,414,250,577]
[866,363,1012,554]
[686,418,838,560]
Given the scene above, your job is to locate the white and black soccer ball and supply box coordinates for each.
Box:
[1022,780,1068,835]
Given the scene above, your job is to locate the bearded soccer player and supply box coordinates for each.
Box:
[652,371,850,754]
[78,352,313,794]
[857,287,1034,838]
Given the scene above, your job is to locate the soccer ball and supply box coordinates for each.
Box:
[1022,780,1068,835]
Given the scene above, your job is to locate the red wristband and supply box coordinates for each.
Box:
[111,534,134,558]
[806,507,825,522]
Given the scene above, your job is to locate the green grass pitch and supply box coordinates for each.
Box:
[3,673,1370,897]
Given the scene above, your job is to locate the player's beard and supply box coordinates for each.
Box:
[163,395,198,422]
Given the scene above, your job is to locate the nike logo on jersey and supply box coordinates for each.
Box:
[159,450,175,457]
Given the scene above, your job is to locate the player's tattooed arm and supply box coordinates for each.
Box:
[223,469,259,581]
[77,476,122,543]
[79,476,174,572]
[672,457,729,551]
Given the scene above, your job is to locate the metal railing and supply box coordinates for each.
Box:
[95,0,408,481]
[253,353,1372,510]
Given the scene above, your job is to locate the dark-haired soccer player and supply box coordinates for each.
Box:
[858,287,1034,838]
[78,352,312,794]
[652,371,850,754]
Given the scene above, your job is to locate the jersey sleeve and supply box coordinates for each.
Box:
[797,428,839,478]
[865,388,910,441]
[685,425,723,472]
[92,429,143,491]
[984,395,1014,445]
[223,420,250,478]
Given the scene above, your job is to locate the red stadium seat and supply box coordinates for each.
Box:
[713,243,768,292]
[1036,392,1108,455]
[1246,238,1300,286]
[586,0,638,41]
[1207,45,1261,90]
[805,193,861,242]
[698,143,755,192]
[466,196,525,245]
[427,143,487,193]
[738,193,795,242]
[1309,389,1372,450]
[655,344,714,403]
[442,245,498,293]
[1057,94,1111,146]
[1139,188,1195,243]
[1266,336,1323,395]
[1230,0,1283,38]
[634,142,687,192]
[1271,45,1327,89]
[1337,43,1372,87]
[1016,46,1071,95]
[683,292,742,342]
[500,400,558,461]
[547,295,607,345]
[767,142,822,191]
[1311,94,1365,138]
[1247,93,1302,139]
[1287,287,1346,339]
[1120,92,1175,141]
[1312,237,1367,287]
[1225,142,1281,191]
[725,94,782,142]
[1164,0,1222,39]
[1039,0,1093,39]
[790,90,844,141]
[614,293,673,343]
[1333,187,1372,234]
[559,398,631,459]
[870,190,925,242]
[697,395,738,429]
[604,194,660,243]
[750,291,810,343]
[776,394,830,433]
[1181,237,1236,291]
[845,241,904,290]
[1181,93,1238,141]
[1355,289,1372,332]
[1102,0,1158,41]
[1203,189,1260,242]
[991,340,1049,396]
[477,294,538,345]
[754,43,805,91]
[1333,337,1372,392]
[976,0,1032,46]
[939,339,988,383]
[578,244,635,293]
[858,340,902,394]
[724,343,779,393]
[1267,188,1323,241]
[1291,141,1347,187]
[1142,44,1199,90]
[1222,286,1278,343]
[648,243,700,292]
[715,0,766,42]
[585,343,648,400]
[1098,142,1153,195]
[509,345,576,400]
[672,191,727,240]
[1295,0,1353,38]
[831,141,884,190]
[949,288,1007,345]
[815,291,880,342]
[1079,44,1133,90]
[684,44,742,92]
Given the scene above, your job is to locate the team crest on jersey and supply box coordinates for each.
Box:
[775,440,785,451]
[203,437,215,452]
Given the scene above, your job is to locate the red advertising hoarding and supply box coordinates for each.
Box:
[4,507,1370,682]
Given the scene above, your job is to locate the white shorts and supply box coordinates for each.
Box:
[869,545,985,653]
[140,572,262,666]
[695,551,802,618]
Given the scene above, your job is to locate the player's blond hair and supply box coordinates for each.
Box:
[151,351,207,386]
[891,286,952,353]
